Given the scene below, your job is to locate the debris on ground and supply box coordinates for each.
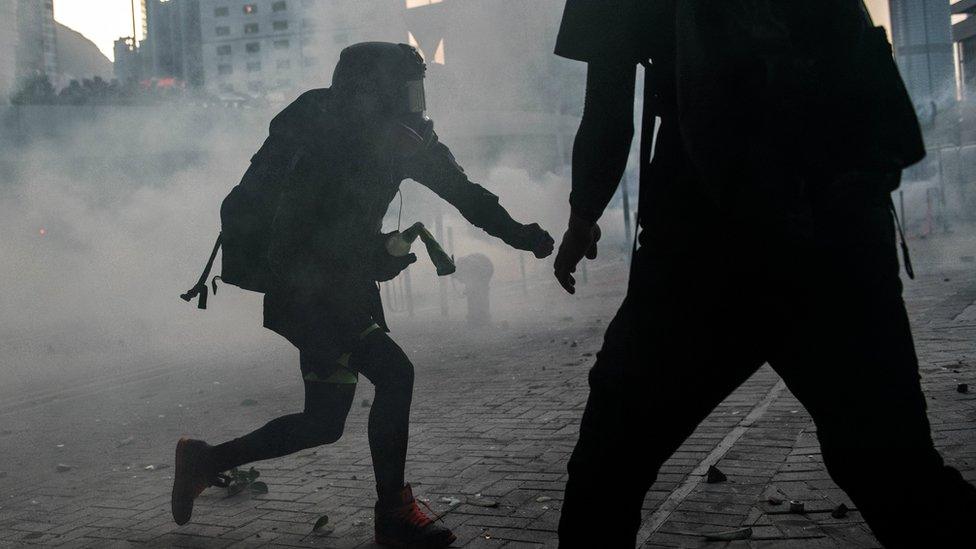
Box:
[831,503,850,519]
[55,464,72,472]
[706,465,727,483]
[439,496,461,506]
[767,495,784,505]
[468,494,499,508]
[115,436,134,448]
[536,496,553,503]
[305,514,333,538]
[957,383,969,394]
[704,527,752,541]
[240,398,258,406]
[144,464,169,471]
[789,500,805,514]
[361,399,371,407]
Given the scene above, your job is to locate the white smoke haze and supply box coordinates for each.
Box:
[0,97,637,393]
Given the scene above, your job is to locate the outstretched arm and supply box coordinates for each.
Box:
[405,134,554,258]
[554,61,636,294]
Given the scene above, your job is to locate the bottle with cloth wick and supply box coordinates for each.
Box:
[386,222,456,276]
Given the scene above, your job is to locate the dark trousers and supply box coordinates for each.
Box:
[558,178,976,548]
[213,330,414,498]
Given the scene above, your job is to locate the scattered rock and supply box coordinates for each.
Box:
[704,527,752,541]
[468,496,499,508]
[536,496,552,503]
[570,340,578,348]
[706,465,727,484]
[831,503,849,519]
[957,383,969,394]
[789,500,805,514]
[439,496,462,506]
[55,464,72,473]
[240,398,258,407]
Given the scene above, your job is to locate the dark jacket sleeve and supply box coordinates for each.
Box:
[403,133,535,251]
[555,0,642,63]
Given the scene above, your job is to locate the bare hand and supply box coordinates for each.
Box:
[554,215,600,294]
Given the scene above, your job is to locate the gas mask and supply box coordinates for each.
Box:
[332,42,427,122]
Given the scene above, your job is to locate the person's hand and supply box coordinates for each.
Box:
[373,252,417,282]
[371,232,418,282]
[554,214,601,294]
[515,223,555,259]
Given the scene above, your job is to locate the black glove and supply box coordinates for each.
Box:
[372,252,417,282]
[370,232,418,282]
[511,223,555,259]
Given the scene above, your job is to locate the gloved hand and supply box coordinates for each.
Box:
[371,232,418,282]
[554,213,601,294]
[512,223,555,259]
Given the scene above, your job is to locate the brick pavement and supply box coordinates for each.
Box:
[0,234,974,548]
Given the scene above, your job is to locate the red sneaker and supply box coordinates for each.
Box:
[374,484,456,549]
[170,438,218,525]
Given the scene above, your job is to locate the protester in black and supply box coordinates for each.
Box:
[171,42,553,549]
[552,2,976,547]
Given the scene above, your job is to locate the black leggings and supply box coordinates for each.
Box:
[212,330,414,497]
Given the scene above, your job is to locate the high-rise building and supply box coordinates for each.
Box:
[0,2,18,102]
[15,0,59,80]
[199,0,314,96]
[143,0,204,87]
[889,0,956,105]
[953,0,976,99]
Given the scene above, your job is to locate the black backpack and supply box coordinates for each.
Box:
[180,141,301,309]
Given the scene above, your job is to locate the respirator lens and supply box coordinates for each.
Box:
[405,80,426,114]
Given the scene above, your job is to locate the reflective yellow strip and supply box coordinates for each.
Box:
[359,323,381,340]
[301,323,379,385]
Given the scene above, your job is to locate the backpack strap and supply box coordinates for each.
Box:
[180,233,223,309]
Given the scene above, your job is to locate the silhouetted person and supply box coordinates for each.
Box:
[552,2,976,547]
[171,42,553,548]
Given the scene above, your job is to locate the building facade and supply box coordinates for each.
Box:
[143,0,204,87]
[0,2,18,102]
[15,0,59,81]
[889,0,956,105]
[199,0,315,96]
[953,0,976,99]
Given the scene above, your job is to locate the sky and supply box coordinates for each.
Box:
[57,0,893,64]
[53,0,143,62]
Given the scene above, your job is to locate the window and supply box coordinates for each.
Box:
[214,6,229,17]
[244,23,259,34]
[217,44,232,55]
[272,20,288,31]
[247,61,262,72]
[243,4,257,15]
[276,59,291,70]
[245,42,260,53]
[273,39,290,50]
[215,26,230,36]
[218,64,233,75]
[272,1,287,12]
